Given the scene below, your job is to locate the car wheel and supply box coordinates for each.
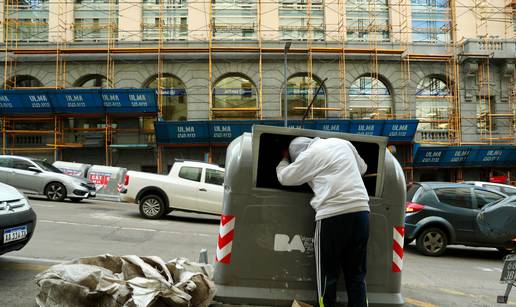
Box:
[416,227,448,256]
[45,182,67,202]
[139,194,165,219]
[69,198,82,203]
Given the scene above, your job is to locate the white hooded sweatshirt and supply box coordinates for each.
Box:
[276,137,370,220]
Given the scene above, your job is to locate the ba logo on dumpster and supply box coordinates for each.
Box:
[274,234,306,253]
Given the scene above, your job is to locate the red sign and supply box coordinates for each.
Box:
[489,176,508,184]
[88,172,111,186]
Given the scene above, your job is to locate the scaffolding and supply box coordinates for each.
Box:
[0,0,515,175]
[1,0,157,166]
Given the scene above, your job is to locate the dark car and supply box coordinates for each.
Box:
[0,182,37,255]
[405,182,510,256]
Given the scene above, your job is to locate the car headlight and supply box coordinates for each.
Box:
[0,197,31,215]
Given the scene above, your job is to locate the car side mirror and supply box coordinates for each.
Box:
[28,166,41,173]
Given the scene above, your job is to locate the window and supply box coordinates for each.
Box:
[482,184,501,192]
[0,157,11,167]
[474,189,504,209]
[205,169,224,186]
[11,159,35,171]
[347,0,389,42]
[143,0,188,41]
[212,0,257,40]
[74,74,108,88]
[5,75,43,88]
[33,160,62,173]
[349,76,392,119]
[416,77,450,142]
[411,0,450,43]
[145,74,187,121]
[279,0,325,41]
[502,187,516,196]
[414,189,438,206]
[179,166,202,182]
[434,188,472,209]
[4,0,49,42]
[212,75,258,119]
[282,74,327,119]
[74,0,118,41]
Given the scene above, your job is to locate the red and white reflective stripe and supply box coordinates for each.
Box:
[216,215,235,264]
[392,226,404,272]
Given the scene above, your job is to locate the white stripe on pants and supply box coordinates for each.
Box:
[315,220,324,304]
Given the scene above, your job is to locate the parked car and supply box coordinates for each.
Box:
[405,182,510,256]
[0,182,37,255]
[464,181,516,196]
[121,160,224,219]
[0,155,96,202]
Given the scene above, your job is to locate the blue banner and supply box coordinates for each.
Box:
[155,121,210,144]
[155,119,418,144]
[210,120,254,143]
[413,145,516,167]
[382,120,419,142]
[314,120,351,133]
[349,120,385,136]
[102,89,158,114]
[0,90,53,114]
[52,89,104,114]
[0,88,158,115]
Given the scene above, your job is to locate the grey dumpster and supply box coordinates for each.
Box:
[87,165,127,202]
[53,161,91,178]
[213,125,406,306]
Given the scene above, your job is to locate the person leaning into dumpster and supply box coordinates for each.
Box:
[276,137,370,307]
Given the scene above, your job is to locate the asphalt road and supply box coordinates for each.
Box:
[0,197,514,307]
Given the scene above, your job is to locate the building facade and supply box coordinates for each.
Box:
[1,0,515,182]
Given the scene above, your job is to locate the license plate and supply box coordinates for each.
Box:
[500,254,516,283]
[3,225,28,243]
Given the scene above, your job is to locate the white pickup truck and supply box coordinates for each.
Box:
[120,160,224,219]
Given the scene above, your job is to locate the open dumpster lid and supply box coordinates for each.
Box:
[250,125,389,198]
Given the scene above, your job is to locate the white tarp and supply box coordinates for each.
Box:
[34,254,215,307]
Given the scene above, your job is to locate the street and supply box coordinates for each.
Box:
[0,197,514,307]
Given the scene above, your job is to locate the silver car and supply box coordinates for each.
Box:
[0,155,96,202]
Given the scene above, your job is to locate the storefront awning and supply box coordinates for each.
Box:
[155,119,419,145]
[413,145,516,167]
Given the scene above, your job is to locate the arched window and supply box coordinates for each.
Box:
[145,74,187,121]
[212,74,258,119]
[5,75,43,88]
[74,74,108,88]
[349,76,391,119]
[282,74,327,119]
[416,76,449,141]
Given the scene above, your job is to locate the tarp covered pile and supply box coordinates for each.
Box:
[476,195,516,242]
[34,254,215,307]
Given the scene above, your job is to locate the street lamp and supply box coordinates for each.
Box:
[283,41,291,127]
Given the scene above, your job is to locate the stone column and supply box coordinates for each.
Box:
[261,0,280,40]
[49,0,74,42]
[188,0,210,41]
[119,0,143,41]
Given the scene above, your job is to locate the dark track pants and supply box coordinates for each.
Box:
[315,211,370,307]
